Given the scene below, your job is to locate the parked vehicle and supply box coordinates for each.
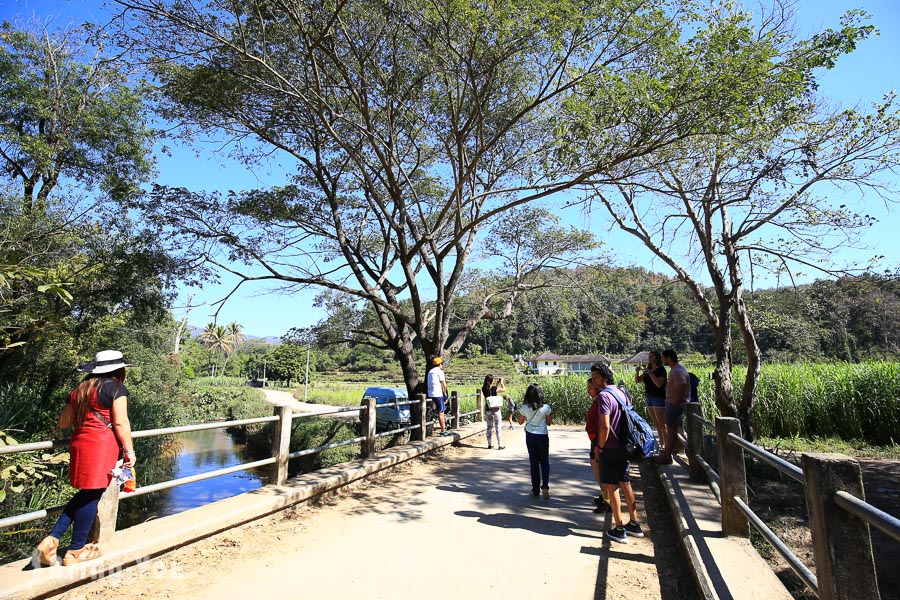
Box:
[362,387,411,432]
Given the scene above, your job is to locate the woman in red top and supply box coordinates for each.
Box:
[33,350,136,567]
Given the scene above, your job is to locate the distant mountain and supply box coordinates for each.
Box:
[187,326,281,345]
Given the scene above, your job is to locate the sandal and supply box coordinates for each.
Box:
[32,536,59,567]
[62,544,103,566]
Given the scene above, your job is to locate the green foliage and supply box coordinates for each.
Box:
[181,386,269,424]
[0,21,157,212]
[266,343,307,385]
[288,418,359,470]
[0,432,68,503]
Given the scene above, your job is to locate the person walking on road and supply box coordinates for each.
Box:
[32,350,137,567]
[482,375,505,449]
[428,357,451,436]
[593,363,644,544]
[635,350,668,453]
[505,389,517,429]
[517,383,552,499]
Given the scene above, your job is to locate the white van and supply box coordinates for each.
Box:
[362,387,411,431]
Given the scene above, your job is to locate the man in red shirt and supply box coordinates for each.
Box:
[657,349,690,464]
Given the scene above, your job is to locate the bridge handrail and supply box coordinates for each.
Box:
[725,432,804,483]
[0,415,282,456]
[682,404,895,599]
[733,496,819,596]
[834,490,900,543]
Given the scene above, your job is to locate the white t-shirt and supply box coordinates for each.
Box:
[427,367,446,398]
[520,403,552,435]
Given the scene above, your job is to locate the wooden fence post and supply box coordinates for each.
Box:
[89,478,120,543]
[410,393,426,441]
[360,397,376,458]
[715,416,749,537]
[684,403,705,482]
[449,391,460,430]
[270,404,292,486]
[802,453,880,600]
[476,390,484,423]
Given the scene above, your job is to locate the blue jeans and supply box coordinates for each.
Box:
[49,488,105,550]
[525,431,550,493]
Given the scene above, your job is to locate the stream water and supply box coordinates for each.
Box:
[119,427,267,527]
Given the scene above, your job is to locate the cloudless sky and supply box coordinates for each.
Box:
[3,0,899,338]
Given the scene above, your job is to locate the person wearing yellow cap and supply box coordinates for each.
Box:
[427,356,450,436]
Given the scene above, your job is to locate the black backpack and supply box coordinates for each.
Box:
[605,386,658,460]
[688,372,700,402]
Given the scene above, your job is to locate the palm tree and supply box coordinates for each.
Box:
[220,321,245,376]
[198,322,231,376]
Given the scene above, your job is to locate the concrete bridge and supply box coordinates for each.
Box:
[1,422,791,600]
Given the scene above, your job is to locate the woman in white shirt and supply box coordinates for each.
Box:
[516,383,552,499]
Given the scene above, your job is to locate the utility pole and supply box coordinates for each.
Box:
[263,357,267,386]
[305,342,310,400]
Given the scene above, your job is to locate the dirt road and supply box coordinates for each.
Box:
[50,427,669,600]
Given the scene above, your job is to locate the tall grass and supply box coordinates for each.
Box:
[747,362,899,445]
[507,368,635,425]
[511,362,898,446]
[192,376,249,388]
[298,382,371,406]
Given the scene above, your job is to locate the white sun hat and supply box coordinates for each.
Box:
[76,350,136,374]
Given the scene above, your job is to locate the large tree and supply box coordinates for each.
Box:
[119,0,737,392]
[0,21,156,214]
[588,4,900,437]
[0,21,183,391]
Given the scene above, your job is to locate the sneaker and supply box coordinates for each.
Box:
[593,502,611,514]
[497,446,505,450]
[624,521,645,538]
[541,487,550,500]
[441,431,453,437]
[593,496,605,507]
[487,444,493,449]
[606,526,628,544]
[531,490,540,497]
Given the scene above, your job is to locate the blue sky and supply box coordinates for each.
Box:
[3,0,899,338]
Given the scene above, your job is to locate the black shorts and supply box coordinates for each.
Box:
[599,446,630,485]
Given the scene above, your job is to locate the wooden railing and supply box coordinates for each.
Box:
[680,403,899,600]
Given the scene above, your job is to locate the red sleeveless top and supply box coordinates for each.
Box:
[68,379,128,489]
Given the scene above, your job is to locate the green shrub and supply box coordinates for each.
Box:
[181,386,269,424]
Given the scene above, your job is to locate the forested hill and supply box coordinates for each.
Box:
[462,267,899,362]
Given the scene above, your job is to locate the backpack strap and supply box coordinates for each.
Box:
[524,405,544,429]
[602,386,630,439]
[604,385,628,408]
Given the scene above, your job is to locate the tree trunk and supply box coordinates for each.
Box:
[391,323,423,396]
[733,288,761,441]
[713,299,739,420]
